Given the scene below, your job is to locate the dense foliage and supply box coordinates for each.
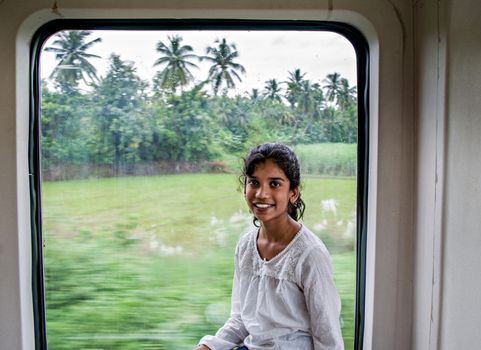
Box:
[41,76,358,174]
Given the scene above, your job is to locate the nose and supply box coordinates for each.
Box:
[256,183,270,199]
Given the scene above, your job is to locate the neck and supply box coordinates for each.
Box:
[259,216,301,243]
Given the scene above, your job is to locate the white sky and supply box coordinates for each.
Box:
[40,30,357,95]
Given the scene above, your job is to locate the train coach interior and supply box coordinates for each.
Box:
[1,0,480,349]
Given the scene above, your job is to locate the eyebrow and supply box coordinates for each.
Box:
[248,175,286,181]
[269,177,286,181]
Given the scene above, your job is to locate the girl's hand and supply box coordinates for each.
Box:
[195,345,211,350]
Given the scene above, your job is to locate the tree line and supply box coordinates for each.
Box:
[41,31,357,177]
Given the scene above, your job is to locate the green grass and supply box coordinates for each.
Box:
[42,173,357,349]
[295,143,357,176]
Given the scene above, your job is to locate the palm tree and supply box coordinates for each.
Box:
[153,35,200,93]
[297,80,314,115]
[337,78,357,110]
[288,79,326,139]
[263,79,283,102]
[45,30,102,92]
[202,38,246,95]
[248,88,260,102]
[285,68,306,107]
[323,72,343,103]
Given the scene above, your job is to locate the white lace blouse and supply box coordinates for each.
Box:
[199,226,344,350]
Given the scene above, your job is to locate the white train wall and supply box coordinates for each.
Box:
[0,0,480,349]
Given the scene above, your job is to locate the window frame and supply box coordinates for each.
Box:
[29,18,370,350]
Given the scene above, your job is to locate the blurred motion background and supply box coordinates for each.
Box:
[40,29,358,349]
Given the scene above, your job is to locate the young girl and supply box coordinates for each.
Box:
[196,143,344,350]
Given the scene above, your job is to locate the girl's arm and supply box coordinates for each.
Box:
[302,247,345,350]
[197,252,249,350]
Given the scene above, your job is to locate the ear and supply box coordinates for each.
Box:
[289,186,300,203]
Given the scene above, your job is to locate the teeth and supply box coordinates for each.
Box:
[255,203,272,208]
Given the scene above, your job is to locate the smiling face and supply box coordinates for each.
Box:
[244,159,299,226]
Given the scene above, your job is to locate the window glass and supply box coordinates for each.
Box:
[40,28,358,349]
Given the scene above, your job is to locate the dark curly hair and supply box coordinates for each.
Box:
[241,143,305,226]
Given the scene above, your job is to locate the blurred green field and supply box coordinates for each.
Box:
[294,143,357,177]
[42,173,357,349]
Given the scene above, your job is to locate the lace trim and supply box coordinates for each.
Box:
[237,227,313,283]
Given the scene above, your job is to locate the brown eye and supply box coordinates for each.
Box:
[270,181,280,188]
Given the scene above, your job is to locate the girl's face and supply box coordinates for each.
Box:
[244,159,299,225]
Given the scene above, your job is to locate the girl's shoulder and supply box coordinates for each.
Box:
[299,226,330,252]
[296,226,333,266]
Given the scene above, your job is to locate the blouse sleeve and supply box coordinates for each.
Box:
[198,249,249,350]
[300,247,345,350]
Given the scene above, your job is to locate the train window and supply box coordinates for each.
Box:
[30,20,368,350]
